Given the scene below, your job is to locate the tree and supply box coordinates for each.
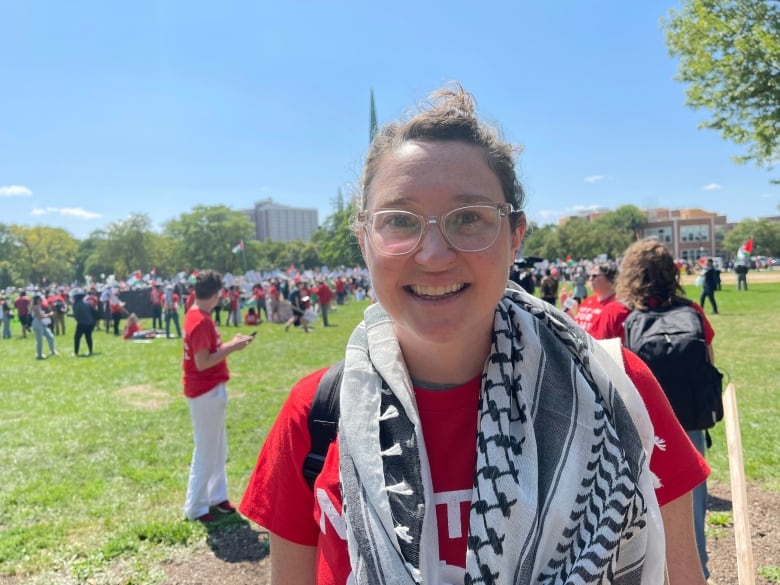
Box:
[310,198,363,268]
[11,225,78,286]
[163,205,255,273]
[521,223,562,261]
[0,223,22,288]
[663,0,780,174]
[100,213,157,278]
[723,218,780,258]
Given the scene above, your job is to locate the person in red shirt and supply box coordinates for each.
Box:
[252,284,267,322]
[164,286,182,338]
[334,276,346,305]
[564,262,619,337]
[592,238,717,580]
[314,280,333,327]
[123,313,162,340]
[184,286,196,313]
[149,285,164,329]
[182,270,254,523]
[244,307,260,326]
[13,291,31,338]
[240,86,706,584]
[46,289,68,336]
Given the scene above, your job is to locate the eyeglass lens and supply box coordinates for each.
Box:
[367,205,504,255]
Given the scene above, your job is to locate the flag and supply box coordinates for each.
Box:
[232,240,244,254]
[737,237,754,262]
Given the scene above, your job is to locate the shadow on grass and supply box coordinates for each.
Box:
[709,492,733,513]
[204,515,270,563]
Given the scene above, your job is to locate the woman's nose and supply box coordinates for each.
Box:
[413,221,456,263]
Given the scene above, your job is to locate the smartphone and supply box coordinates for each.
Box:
[250,331,257,337]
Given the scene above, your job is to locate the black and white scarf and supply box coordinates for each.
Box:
[338,287,665,584]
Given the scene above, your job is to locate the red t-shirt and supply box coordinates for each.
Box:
[240,350,709,585]
[245,312,260,326]
[591,300,714,345]
[182,308,229,398]
[123,321,141,339]
[316,284,333,306]
[573,293,616,334]
[14,296,31,316]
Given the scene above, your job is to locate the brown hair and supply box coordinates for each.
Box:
[357,83,525,230]
[194,270,223,300]
[593,262,618,283]
[616,239,687,310]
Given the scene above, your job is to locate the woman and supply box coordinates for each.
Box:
[595,239,716,581]
[240,86,706,584]
[31,293,57,359]
[565,262,619,336]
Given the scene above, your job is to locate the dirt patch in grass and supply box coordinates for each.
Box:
[154,481,780,585]
[115,384,173,410]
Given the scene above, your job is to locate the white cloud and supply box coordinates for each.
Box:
[702,183,722,191]
[572,204,608,214]
[584,175,605,184]
[30,207,102,220]
[0,185,33,197]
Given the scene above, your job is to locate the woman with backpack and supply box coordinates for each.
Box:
[240,86,707,585]
[591,238,717,581]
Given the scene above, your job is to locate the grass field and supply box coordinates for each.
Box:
[1,279,779,583]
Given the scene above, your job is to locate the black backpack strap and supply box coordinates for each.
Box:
[303,360,344,489]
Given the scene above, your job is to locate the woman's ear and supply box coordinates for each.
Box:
[510,211,527,262]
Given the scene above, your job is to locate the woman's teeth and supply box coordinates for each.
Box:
[409,283,465,298]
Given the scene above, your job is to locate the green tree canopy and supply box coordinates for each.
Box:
[11,225,78,286]
[163,205,255,273]
[663,0,780,173]
[722,218,780,258]
[310,193,363,268]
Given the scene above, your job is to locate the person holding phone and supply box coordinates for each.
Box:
[182,269,254,523]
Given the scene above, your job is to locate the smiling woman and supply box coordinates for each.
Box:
[239,84,706,585]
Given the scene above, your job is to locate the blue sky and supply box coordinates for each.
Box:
[2,1,778,240]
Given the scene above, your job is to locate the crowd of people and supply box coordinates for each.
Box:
[0,271,374,359]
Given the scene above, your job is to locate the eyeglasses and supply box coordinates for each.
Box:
[357,203,517,256]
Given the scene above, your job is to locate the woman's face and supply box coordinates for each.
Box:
[589,270,614,296]
[360,140,525,349]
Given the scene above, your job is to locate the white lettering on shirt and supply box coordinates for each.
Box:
[317,487,346,539]
[317,487,473,541]
[434,489,472,539]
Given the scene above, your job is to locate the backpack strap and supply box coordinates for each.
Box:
[303,360,345,489]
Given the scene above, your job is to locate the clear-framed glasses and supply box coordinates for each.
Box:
[357,202,517,256]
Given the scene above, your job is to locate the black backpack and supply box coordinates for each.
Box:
[302,360,344,489]
[623,302,723,431]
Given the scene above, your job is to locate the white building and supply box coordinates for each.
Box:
[244,199,319,243]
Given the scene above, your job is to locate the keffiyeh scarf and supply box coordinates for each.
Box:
[338,287,665,585]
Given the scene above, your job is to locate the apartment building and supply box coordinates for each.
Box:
[641,208,728,262]
[243,199,319,243]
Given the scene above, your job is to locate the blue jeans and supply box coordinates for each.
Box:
[32,318,56,357]
[2,316,10,338]
[165,310,182,338]
[686,429,710,578]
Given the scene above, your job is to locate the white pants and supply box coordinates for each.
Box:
[183,383,229,520]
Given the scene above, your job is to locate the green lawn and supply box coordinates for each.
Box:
[1,284,779,583]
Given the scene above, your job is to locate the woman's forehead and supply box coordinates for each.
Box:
[366,141,503,205]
